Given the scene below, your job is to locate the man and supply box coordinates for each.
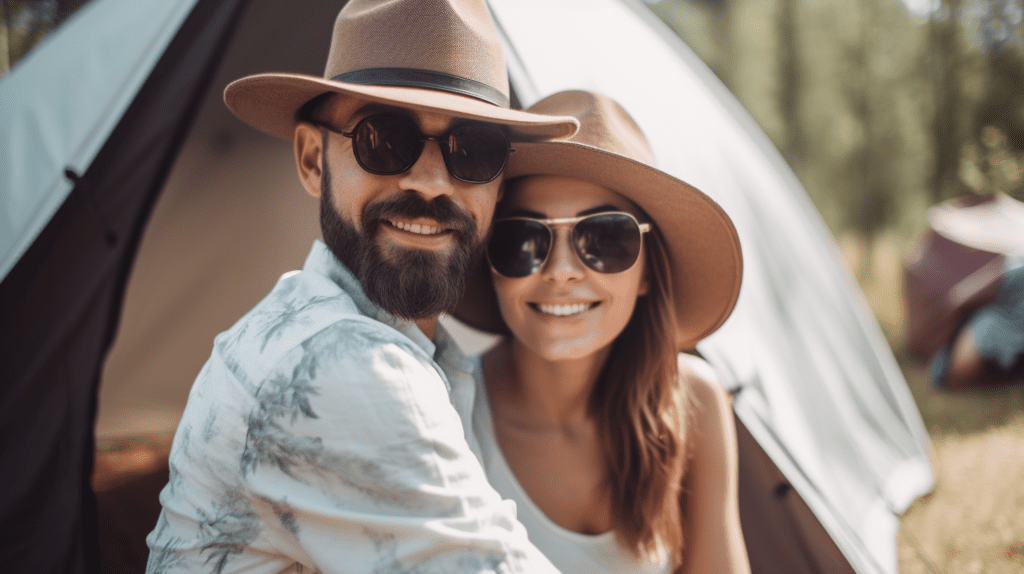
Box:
[145,0,577,572]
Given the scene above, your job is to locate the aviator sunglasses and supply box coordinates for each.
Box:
[315,114,515,184]
[488,212,652,278]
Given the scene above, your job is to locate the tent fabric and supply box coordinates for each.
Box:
[734,416,857,574]
[0,0,934,573]
[0,0,200,282]
[95,0,336,440]
[488,1,933,572]
[0,1,250,572]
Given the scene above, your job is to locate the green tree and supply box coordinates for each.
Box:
[964,0,1024,199]
[778,0,803,166]
[930,0,970,201]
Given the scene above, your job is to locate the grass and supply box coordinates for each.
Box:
[897,413,1024,574]
[841,232,1024,573]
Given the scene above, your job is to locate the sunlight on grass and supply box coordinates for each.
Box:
[898,420,1024,574]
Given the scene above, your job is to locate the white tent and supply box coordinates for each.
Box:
[0,1,934,573]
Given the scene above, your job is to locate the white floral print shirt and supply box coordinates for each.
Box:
[145,241,559,574]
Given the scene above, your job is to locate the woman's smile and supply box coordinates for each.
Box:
[531,301,600,317]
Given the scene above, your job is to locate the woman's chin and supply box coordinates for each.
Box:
[515,335,613,364]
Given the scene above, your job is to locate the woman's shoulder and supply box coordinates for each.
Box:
[676,353,734,445]
[677,353,729,403]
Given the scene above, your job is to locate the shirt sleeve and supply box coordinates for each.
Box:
[158,318,560,574]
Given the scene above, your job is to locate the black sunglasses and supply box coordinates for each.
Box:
[315,114,515,184]
[488,212,652,278]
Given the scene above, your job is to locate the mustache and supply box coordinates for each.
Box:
[362,194,476,238]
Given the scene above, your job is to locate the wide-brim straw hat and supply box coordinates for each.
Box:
[223,0,578,141]
[453,91,743,350]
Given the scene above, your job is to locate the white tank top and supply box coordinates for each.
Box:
[469,368,672,574]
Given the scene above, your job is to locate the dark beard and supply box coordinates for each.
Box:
[318,158,483,320]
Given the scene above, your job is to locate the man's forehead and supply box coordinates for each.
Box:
[349,103,420,122]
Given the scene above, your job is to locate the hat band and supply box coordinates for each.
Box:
[334,68,510,108]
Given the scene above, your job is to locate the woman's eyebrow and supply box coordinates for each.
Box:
[501,204,622,219]
[503,208,547,218]
[577,204,621,217]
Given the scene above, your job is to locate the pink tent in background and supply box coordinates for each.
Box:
[903,193,1024,365]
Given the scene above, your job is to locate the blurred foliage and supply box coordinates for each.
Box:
[0,0,90,76]
[648,0,1024,243]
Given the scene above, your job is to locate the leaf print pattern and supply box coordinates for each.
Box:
[256,294,338,354]
[364,527,506,574]
[202,409,217,443]
[240,416,324,480]
[263,497,301,538]
[166,462,184,498]
[177,425,191,459]
[147,513,187,574]
[196,488,262,574]
[240,357,322,479]
[238,330,459,512]
[366,528,402,573]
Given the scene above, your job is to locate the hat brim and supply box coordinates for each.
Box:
[224,73,579,141]
[452,141,743,350]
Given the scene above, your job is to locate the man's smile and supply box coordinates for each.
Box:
[378,217,459,250]
[385,218,448,236]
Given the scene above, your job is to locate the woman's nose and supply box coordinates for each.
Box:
[540,228,586,282]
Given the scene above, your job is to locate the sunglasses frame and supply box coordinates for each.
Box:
[314,114,516,184]
[488,211,652,278]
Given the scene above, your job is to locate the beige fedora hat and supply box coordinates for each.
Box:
[224,0,578,141]
[453,90,743,350]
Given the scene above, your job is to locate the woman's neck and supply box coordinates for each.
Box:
[485,338,611,429]
[482,338,617,536]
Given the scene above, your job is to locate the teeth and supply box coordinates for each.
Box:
[390,220,442,235]
[538,303,591,316]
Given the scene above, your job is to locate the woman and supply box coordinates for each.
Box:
[454,91,750,573]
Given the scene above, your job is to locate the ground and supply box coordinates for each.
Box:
[843,232,1024,573]
[897,362,1024,574]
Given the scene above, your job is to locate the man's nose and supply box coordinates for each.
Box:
[397,140,456,200]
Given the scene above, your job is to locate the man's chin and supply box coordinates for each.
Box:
[361,248,469,320]
[374,229,459,261]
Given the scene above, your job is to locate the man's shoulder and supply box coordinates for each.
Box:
[224,268,357,339]
[212,268,420,382]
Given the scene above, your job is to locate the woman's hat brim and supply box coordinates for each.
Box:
[453,140,743,350]
[224,73,579,140]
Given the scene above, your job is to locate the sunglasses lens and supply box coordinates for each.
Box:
[573,213,643,273]
[445,125,510,183]
[353,116,422,174]
[488,219,551,277]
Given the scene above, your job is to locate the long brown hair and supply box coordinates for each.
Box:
[590,222,687,567]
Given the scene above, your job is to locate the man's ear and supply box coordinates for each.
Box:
[295,122,324,198]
